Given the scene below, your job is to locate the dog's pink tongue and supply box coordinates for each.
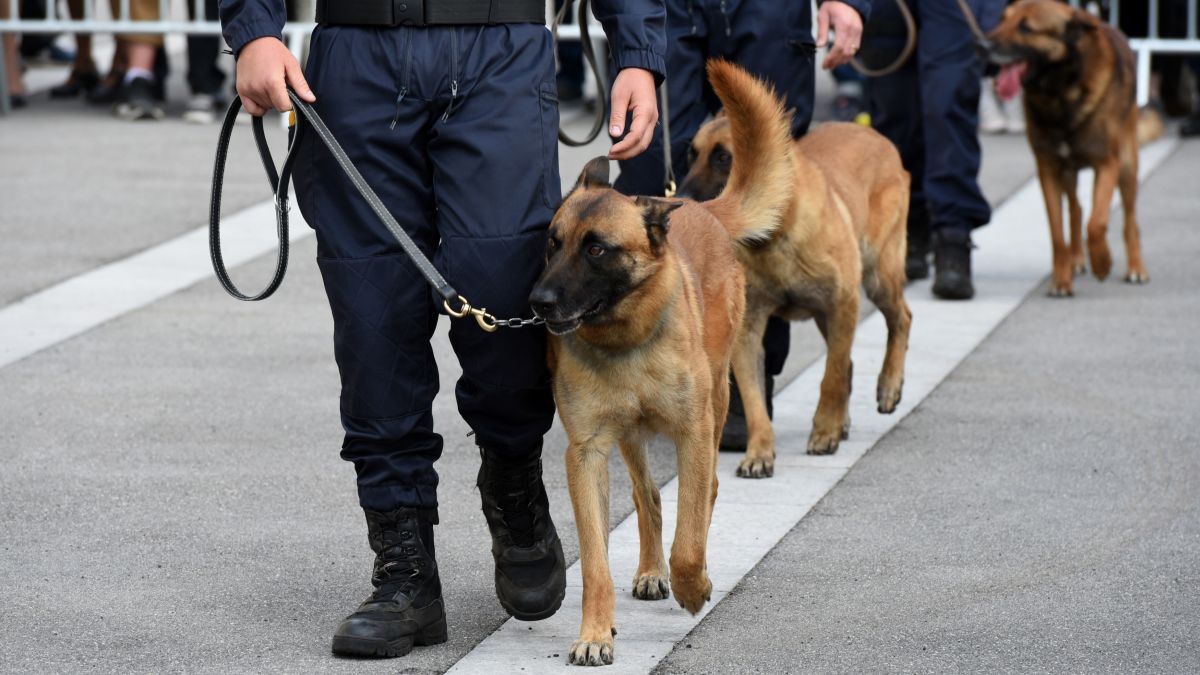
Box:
[996,62,1027,101]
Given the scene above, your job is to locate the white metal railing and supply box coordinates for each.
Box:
[0,1,594,116]
[0,0,315,115]
[1068,0,1198,106]
[1124,0,1200,106]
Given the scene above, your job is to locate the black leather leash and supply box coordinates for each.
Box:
[209,87,543,332]
[552,0,606,147]
[552,0,674,196]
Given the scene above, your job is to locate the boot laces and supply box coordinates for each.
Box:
[488,461,541,548]
[369,520,427,599]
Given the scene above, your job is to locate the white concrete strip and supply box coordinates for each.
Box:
[446,136,1181,674]
[0,201,312,370]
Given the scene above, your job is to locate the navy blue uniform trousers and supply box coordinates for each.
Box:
[865,0,1004,239]
[293,25,560,511]
[612,0,822,377]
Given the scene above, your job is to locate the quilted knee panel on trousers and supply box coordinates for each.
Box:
[318,254,440,421]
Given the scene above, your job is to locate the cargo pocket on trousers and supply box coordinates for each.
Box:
[538,81,562,209]
[788,35,817,65]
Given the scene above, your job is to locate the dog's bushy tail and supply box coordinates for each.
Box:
[704,59,795,245]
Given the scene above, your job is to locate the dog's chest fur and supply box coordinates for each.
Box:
[551,268,707,439]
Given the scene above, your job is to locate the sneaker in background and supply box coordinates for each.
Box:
[1001,90,1025,134]
[978,78,1007,134]
[114,77,165,121]
[87,70,126,105]
[51,68,101,98]
[183,93,218,124]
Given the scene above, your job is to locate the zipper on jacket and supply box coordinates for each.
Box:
[391,28,414,130]
[719,0,731,36]
[442,29,459,122]
[686,0,697,35]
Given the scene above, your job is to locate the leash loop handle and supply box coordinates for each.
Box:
[553,0,606,147]
[209,96,290,301]
[209,90,546,331]
[209,90,461,307]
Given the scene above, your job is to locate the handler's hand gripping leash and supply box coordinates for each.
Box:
[209,88,543,332]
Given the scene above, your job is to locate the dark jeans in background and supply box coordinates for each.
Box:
[188,0,224,95]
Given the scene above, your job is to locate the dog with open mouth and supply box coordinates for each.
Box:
[528,61,795,666]
[986,0,1153,296]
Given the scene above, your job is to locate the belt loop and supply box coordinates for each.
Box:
[487,0,502,23]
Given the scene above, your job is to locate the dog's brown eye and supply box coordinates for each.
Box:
[588,245,604,257]
[718,153,732,163]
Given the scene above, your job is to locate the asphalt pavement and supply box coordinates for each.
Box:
[2,50,1197,675]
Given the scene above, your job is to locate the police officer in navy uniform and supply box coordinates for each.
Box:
[610,0,869,449]
[218,0,665,657]
[863,0,1005,299]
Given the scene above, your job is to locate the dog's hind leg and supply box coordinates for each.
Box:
[618,434,669,601]
[1086,158,1120,281]
[565,439,617,666]
[668,415,715,615]
[732,312,775,478]
[1037,158,1074,296]
[863,223,911,415]
[1063,170,1087,276]
[809,292,859,455]
[1118,144,1149,283]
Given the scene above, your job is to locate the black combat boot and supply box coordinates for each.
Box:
[905,203,932,281]
[719,374,773,451]
[932,230,975,300]
[477,444,566,621]
[331,507,447,658]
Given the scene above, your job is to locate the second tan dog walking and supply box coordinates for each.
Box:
[680,63,913,477]
[528,61,795,666]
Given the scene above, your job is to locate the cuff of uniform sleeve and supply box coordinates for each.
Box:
[818,0,870,23]
[613,48,667,89]
[227,20,284,56]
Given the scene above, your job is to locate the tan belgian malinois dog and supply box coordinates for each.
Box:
[527,61,795,666]
[679,65,912,478]
[986,0,1150,296]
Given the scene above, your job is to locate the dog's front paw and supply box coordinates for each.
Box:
[1073,261,1088,276]
[1046,280,1074,297]
[806,429,841,455]
[1088,239,1112,280]
[736,455,774,478]
[632,573,669,600]
[671,570,712,615]
[1125,268,1149,284]
[569,633,614,666]
[877,380,902,414]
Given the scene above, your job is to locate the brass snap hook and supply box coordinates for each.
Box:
[444,295,499,332]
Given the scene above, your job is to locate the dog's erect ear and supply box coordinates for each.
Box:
[1065,14,1097,41]
[635,196,683,253]
[575,157,612,190]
